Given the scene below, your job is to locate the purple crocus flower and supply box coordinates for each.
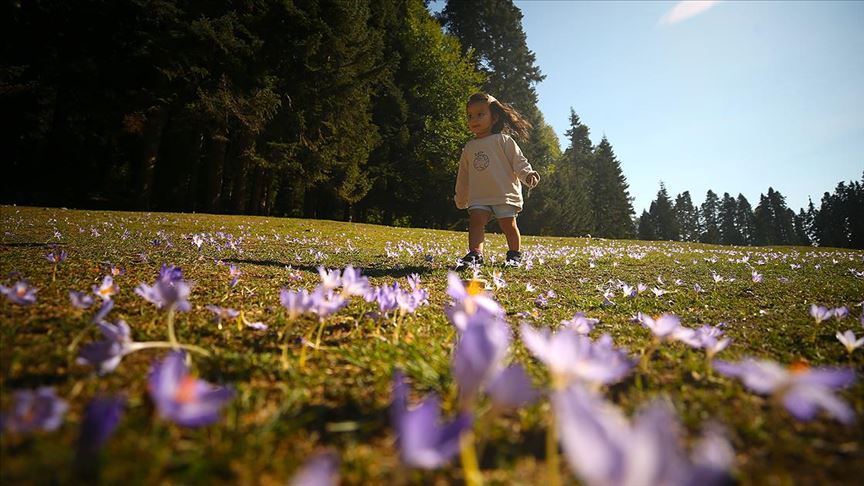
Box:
[836,330,864,353]
[317,266,342,290]
[289,451,340,486]
[553,385,733,486]
[158,264,184,282]
[148,351,234,427]
[640,313,682,339]
[280,288,312,320]
[391,371,472,469]
[621,284,636,298]
[751,270,763,283]
[308,287,348,320]
[809,304,832,323]
[0,280,38,305]
[485,364,538,410]
[91,298,115,324]
[521,324,635,388]
[135,269,192,312]
[452,317,511,405]
[1,387,68,434]
[205,305,240,325]
[46,248,67,264]
[713,358,856,423]
[77,319,133,374]
[340,265,370,297]
[445,272,504,329]
[69,290,95,309]
[93,275,118,301]
[561,312,600,335]
[228,265,241,288]
[407,273,422,291]
[833,306,849,320]
[78,395,125,452]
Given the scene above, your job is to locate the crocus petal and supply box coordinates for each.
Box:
[486,364,537,409]
[289,451,340,486]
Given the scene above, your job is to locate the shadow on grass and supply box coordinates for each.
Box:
[0,242,64,248]
[223,258,435,280]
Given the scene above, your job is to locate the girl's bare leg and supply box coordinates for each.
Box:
[469,209,491,253]
[497,217,521,251]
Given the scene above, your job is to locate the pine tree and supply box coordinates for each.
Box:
[718,192,742,245]
[766,187,795,244]
[530,109,593,236]
[700,190,721,244]
[753,193,774,246]
[793,209,812,246]
[592,136,635,238]
[673,191,700,242]
[650,182,679,240]
[735,194,756,245]
[637,209,656,240]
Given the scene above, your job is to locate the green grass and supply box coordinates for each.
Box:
[1,205,862,485]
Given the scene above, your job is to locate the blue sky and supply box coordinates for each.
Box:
[433,1,864,214]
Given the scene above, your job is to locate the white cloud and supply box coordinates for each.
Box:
[658,1,722,26]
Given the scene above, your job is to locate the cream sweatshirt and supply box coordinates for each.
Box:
[454,133,537,211]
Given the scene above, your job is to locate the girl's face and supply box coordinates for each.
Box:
[466,102,497,138]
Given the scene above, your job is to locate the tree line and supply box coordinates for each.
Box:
[636,175,864,249]
[3,0,858,248]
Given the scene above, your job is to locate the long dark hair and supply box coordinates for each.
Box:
[467,92,533,140]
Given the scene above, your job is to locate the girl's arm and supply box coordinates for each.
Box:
[454,149,470,209]
[503,135,539,186]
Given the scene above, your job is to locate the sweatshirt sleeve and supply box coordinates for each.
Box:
[454,148,470,209]
[503,135,536,184]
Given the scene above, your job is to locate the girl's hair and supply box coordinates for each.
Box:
[467,92,533,140]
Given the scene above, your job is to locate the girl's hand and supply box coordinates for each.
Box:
[526,172,540,188]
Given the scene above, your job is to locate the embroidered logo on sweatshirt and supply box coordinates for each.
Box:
[473,151,490,171]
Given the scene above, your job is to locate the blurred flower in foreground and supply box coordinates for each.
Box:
[391,371,472,469]
[78,395,125,453]
[0,280,38,305]
[521,324,635,388]
[452,315,536,410]
[289,451,340,486]
[553,385,733,486]
[77,319,134,374]
[714,358,856,423]
[1,387,68,434]
[148,351,234,427]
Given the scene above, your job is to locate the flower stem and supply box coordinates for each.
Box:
[459,430,484,486]
[166,307,178,349]
[128,341,211,357]
[314,319,326,350]
[546,411,561,486]
[280,343,290,371]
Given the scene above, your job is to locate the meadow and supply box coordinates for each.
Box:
[1,205,862,485]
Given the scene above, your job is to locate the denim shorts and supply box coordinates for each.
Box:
[468,204,519,219]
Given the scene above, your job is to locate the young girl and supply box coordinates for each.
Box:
[455,93,540,267]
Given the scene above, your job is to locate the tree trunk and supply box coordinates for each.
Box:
[231,131,254,214]
[134,105,167,211]
[203,127,228,213]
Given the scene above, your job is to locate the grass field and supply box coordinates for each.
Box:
[1,205,862,485]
